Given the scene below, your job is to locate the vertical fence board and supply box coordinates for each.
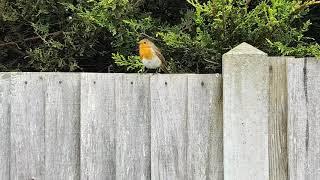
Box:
[0,73,10,179]
[223,43,269,180]
[80,74,116,180]
[187,74,223,180]
[10,73,46,180]
[44,74,80,179]
[269,57,288,180]
[151,75,188,179]
[287,58,308,180]
[305,58,320,179]
[115,74,151,179]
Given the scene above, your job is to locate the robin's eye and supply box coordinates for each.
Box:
[143,42,146,44]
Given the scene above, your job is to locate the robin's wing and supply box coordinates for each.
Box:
[154,47,167,66]
[154,48,169,73]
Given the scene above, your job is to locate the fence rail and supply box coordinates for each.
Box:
[0,42,319,180]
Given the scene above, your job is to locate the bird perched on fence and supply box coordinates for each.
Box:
[138,38,169,73]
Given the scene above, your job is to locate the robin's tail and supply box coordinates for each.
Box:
[161,65,169,74]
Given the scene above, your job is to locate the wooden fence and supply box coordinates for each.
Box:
[0,42,319,180]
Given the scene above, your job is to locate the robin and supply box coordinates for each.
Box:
[138,38,169,73]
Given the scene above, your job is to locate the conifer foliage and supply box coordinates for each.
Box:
[0,0,319,73]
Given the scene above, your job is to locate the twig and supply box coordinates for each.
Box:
[0,31,63,48]
[292,0,320,15]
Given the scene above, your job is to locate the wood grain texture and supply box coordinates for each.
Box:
[150,74,188,180]
[305,58,320,179]
[268,57,288,180]
[10,73,46,180]
[115,74,151,180]
[223,52,269,180]
[5,68,320,179]
[287,58,308,180]
[0,73,10,179]
[80,73,116,180]
[187,74,223,180]
[44,73,80,179]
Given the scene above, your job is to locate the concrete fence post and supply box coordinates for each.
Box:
[223,43,269,180]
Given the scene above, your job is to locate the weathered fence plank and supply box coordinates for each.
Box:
[223,43,269,180]
[10,73,46,180]
[0,54,319,180]
[0,73,10,179]
[287,58,308,180]
[115,74,151,179]
[44,74,80,179]
[268,57,288,180]
[187,74,223,180]
[80,74,116,180]
[151,74,188,179]
[305,58,320,179]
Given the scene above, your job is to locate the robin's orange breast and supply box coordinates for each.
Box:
[139,46,153,60]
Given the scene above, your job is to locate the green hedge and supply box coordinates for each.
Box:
[0,0,319,73]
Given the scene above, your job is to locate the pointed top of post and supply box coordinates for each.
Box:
[224,42,267,56]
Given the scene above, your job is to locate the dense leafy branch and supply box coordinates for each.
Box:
[0,31,63,48]
[293,0,320,14]
[0,0,319,72]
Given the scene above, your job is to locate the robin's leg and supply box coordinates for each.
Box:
[152,68,157,75]
[150,69,157,74]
